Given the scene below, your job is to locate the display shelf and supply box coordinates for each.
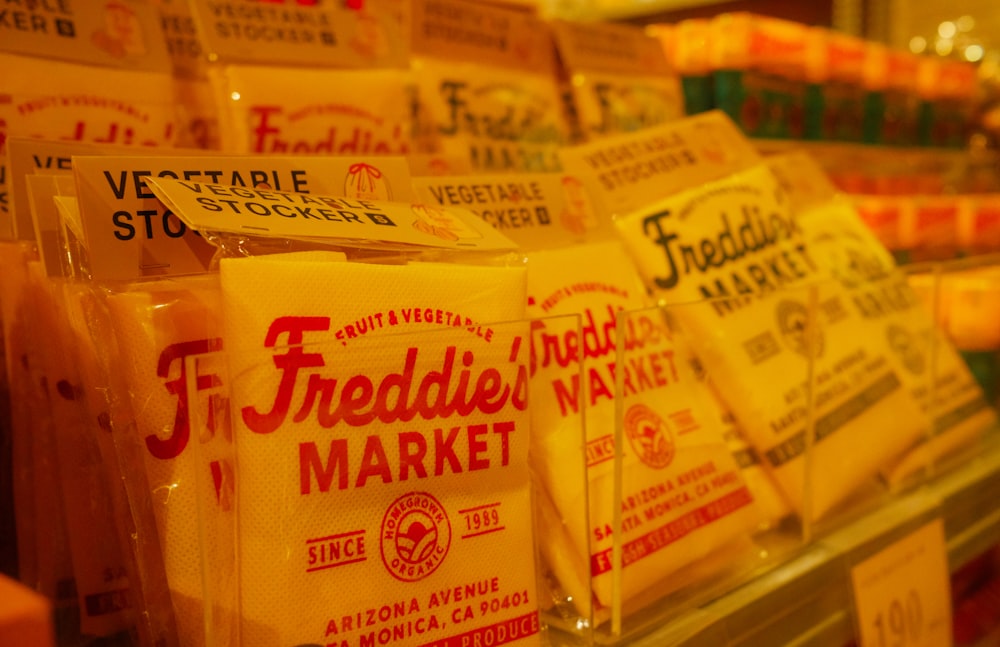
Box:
[547,0,731,21]
[588,433,1000,646]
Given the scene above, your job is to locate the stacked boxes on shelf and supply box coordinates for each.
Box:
[652,13,980,149]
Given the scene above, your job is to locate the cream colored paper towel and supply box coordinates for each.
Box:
[526,240,761,609]
[222,254,540,646]
[799,200,997,486]
[107,276,235,647]
[614,166,930,521]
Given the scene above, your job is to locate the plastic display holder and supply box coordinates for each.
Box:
[224,318,546,647]
[902,255,1000,487]
[599,290,817,646]
[184,348,239,647]
[526,313,596,643]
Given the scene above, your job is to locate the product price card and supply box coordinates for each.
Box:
[850,519,952,647]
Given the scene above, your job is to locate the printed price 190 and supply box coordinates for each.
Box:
[870,589,923,647]
[850,519,951,647]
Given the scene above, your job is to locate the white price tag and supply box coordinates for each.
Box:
[850,519,952,647]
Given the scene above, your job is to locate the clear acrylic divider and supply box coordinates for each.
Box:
[525,313,595,645]
[47,278,181,647]
[798,276,935,538]
[185,348,239,647]
[595,290,816,644]
[902,253,1000,483]
[583,273,969,644]
[225,317,550,647]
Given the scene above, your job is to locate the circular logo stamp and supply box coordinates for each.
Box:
[776,299,824,358]
[624,404,675,470]
[380,492,451,582]
[887,324,926,375]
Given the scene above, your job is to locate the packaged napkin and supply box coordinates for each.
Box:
[221,254,539,646]
[551,20,683,141]
[797,198,997,486]
[31,264,133,637]
[526,239,761,609]
[106,276,235,647]
[769,149,997,486]
[210,65,413,156]
[613,164,929,521]
[410,0,569,172]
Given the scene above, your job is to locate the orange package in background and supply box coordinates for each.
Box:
[958,195,1000,257]
[551,20,684,141]
[410,0,570,172]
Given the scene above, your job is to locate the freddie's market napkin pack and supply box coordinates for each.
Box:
[3,108,996,647]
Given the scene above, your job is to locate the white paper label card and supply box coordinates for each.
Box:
[850,518,952,647]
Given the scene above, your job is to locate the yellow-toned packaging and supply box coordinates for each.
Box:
[21,176,136,639]
[526,239,762,612]
[0,0,173,239]
[209,65,414,156]
[614,164,929,520]
[0,51,176,148]
[693,371,791,527]
[187,0,408,70]
[0,49,176,241]
[771,151,997,485]
[410,0,570,172]
[71,155,418,647]
[219,255,540,647]
[188,0,412,156]
[142,168,542,646]
[551,20,684,141]
[58,272,180,647]
[412,173,612,248]
[559,116,930,521]
[105,277,235,647]
[414,166,777,623]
